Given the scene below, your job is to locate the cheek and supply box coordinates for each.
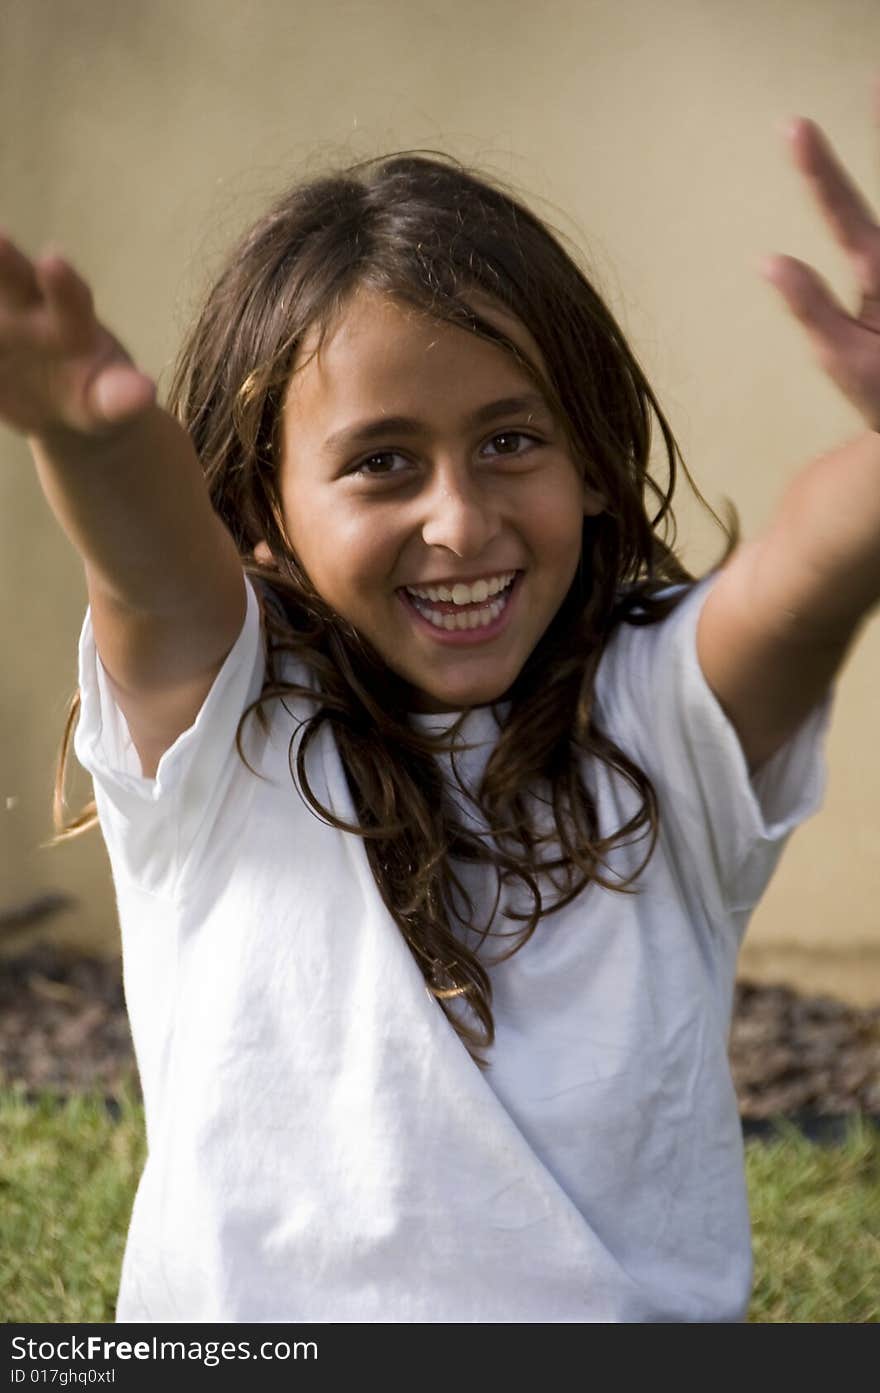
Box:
[533,493,586,556]
[288,494,356,567]
[299,510,399,602]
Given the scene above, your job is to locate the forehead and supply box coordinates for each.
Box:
[284,286,549,423]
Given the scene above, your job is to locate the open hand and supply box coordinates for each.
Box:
[760,78,880,432]
[0,233,156,440]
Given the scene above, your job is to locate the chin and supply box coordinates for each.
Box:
[396,654,521,713]
[423,680,512,713]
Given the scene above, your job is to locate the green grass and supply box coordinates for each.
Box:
[746,1115,880,1322]
[0,1083,146,1323]
[1,1089,878,1322]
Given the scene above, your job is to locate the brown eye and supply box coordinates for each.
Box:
[483,431,541,457]
[350,451,410,478]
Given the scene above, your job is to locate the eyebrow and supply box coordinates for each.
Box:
[321,392,555,455]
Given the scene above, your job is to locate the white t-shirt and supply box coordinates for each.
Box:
[73,570,832,1323]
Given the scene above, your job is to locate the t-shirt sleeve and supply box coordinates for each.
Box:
[593,572,834,917]
[72,572,265,899]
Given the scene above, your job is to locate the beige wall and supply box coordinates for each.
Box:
[2,0,879,1000]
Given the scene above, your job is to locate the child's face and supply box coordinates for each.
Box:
[256,286,604,712]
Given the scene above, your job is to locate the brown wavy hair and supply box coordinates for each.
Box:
[51,149,739,1066]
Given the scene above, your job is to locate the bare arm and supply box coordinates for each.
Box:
[698,101,880,776]
[32,410,247,778]
[697,432,880,775]
[31,406,243,618]
[1,234,246,777]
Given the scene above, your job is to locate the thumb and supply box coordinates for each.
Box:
[88,361,157,425]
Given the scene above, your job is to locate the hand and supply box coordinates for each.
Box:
[0,232,156,440]
[760,78,880,432]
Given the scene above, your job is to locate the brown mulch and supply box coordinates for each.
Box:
[1,940,880,1123]
[0,942,139,1104]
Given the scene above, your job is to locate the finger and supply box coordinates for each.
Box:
[785,117,880,288]
[759,253,861,361]
[0,232,40,307]
[32,253,95,349]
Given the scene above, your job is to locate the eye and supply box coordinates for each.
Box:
[482,431,542,458]
[349,450,411,479]
[347,430,543,481]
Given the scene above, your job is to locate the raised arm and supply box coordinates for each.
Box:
[0,234,246,778]
[697,430,879,774]
[696,95,880,775]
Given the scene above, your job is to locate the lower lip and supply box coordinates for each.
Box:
[398,573,523,646]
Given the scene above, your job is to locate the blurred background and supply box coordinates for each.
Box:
[1,0,879,1003]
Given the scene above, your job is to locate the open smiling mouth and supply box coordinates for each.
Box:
[397,571,522,643]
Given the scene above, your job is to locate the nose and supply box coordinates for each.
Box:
[419,466,502,558]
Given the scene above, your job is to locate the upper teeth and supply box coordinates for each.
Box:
[405,572,516,605]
